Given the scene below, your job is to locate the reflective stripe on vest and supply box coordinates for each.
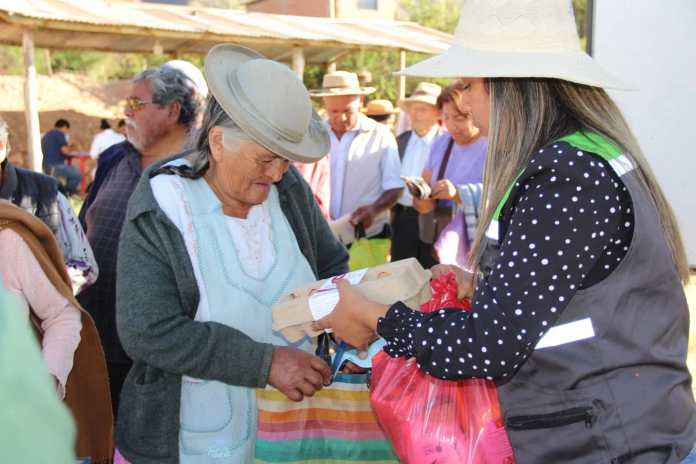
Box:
[535,317,595,350]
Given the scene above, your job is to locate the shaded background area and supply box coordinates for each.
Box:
[0,73,128,167]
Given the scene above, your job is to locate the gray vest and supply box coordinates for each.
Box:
[396,130,412,161]
[481,132,696,463]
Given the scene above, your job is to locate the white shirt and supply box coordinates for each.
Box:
[89,129,125,159]
[398,125,441,206]
[328,114,403,220]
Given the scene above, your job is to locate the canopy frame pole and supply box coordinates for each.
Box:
[398,49,406,101]
[586,0,595,55]
[44,49,53,76]
[326,60,337,73]
[22,29,42,172]
[291,46,305,79]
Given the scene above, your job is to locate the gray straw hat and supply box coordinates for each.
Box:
[204,44,330,163]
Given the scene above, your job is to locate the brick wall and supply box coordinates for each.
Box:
[247,0,330,17]
[246,0,396,19]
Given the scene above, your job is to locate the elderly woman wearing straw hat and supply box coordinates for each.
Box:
[315,1,696,462]
[113,44,347,463]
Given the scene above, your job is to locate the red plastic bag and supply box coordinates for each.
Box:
[370,273,515,464]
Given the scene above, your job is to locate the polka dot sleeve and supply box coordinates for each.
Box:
[377,142,633,380]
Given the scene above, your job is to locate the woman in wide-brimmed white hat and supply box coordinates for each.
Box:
[316,1,696,462]
[113,44,348,463]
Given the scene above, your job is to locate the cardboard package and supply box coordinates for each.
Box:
[272,258,432,342]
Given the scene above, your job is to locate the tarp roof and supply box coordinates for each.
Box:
[0,0,452,63]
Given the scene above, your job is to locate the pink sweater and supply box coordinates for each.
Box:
[0,229,81,398]
[293,157,331,220]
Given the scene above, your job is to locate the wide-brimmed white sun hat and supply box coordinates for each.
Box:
[309,71,376,97]
[398,0,628,89]
[204,44,330,163]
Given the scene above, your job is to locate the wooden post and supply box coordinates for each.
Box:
[23,30,42,172]
[291,47,305,79]
[326,60,337,73]
[398,49,406,101]
[153,39,163,56]
[585,0,595,56]
[44,49,53,76]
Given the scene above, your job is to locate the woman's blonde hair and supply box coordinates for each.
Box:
[468,78,689,283]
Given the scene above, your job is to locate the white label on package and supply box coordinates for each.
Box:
[308,269,368,321]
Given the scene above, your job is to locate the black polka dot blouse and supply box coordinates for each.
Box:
[377,140,634,381]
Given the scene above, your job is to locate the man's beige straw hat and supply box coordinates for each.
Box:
[310,71,376,97]
[398,82,442,110]
[204,44,329,163]
[399,0,628,89]
[364,99,398,116]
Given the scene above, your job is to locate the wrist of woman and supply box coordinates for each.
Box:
[364,302,389,332]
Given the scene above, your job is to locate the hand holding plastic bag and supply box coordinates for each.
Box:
[370,273,515,463]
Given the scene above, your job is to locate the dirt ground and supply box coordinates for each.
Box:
[0,73,129,168]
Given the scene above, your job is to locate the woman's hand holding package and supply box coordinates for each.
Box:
[268,347,331,402]
[430,179,459,201]
[313,279,388,349]
[431,264,476,299]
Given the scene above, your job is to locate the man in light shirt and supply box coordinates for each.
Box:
[89,119,126,160]
[78,63,203,416]
[311,71,403,242]
[391,82,443,267]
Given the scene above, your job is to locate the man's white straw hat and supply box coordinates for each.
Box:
[204,44,330,163]
[398,82,442,110]
[399,0,628,89]
[310,71,376,97]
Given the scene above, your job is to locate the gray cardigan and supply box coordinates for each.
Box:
[114,155,349,463]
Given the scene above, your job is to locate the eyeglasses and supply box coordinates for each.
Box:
[124,97,155,112]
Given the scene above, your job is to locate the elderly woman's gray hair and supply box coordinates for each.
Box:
[155,96,251,179]
[134,67,201,130]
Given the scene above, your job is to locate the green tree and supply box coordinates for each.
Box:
[573,0,588,39]
[398,0,460,33]
[324,0,459,102]
[327,0,589,101]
